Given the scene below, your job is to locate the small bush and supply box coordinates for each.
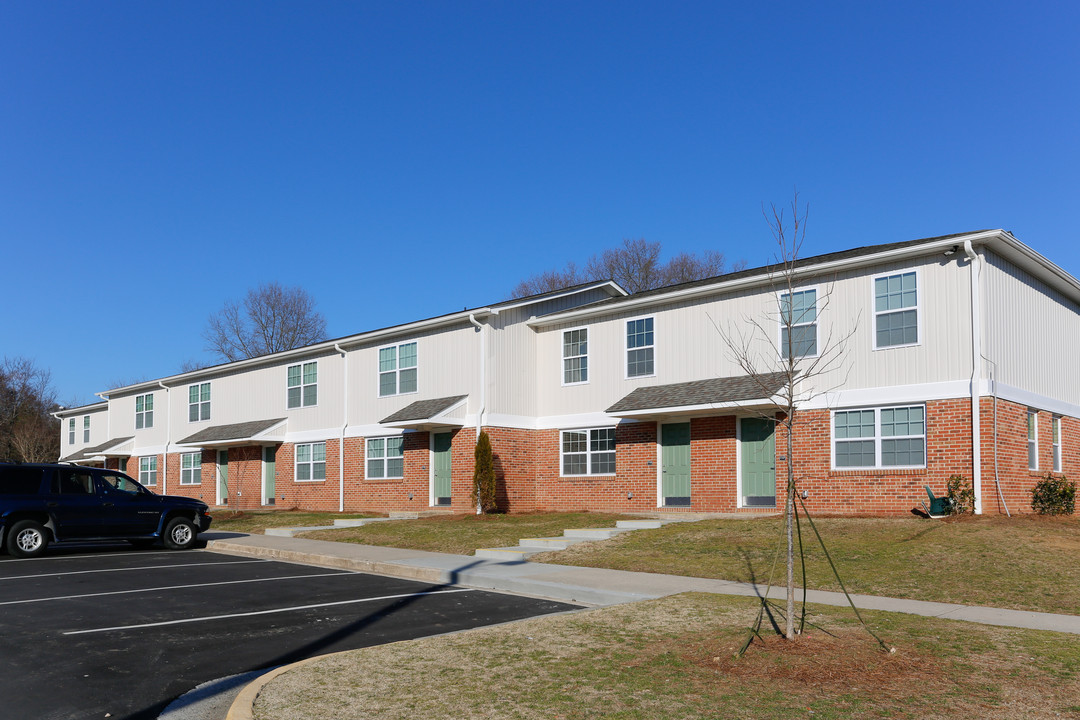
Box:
[472,431,498,514]
[1030,475,1076,515]
[946,474,975,515]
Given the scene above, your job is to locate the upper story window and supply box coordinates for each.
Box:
[1053,415,1062,473]
[366,436,404,479]
[139,456,158,486]
[1028,410,1038,470]
[874,271,918,348]
[562,328,588,385]
[82,416,90,443]
[379,342,417,396]
[626,318,655,378]
[561,427,616,476]
[780,289,818,359]
[287,362,318,408]
[68,418,76,445]
[833,405,926,469]
[188,382,211,422]
[180,452,201,485]
[296,442,326,481]
[135,394,154,429]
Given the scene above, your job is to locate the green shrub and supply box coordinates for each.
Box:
[946,474,975,515]
[1030,474,1076,515]
[472,431,498,513]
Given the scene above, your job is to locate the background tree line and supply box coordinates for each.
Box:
[0,357,60,463]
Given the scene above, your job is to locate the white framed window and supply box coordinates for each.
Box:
[626,317,655,378]
[779,288,818,359]
[561,427,616,476]
[295,442,327,481]
[873,271,919,349]
[833,405,926,469]
[378,342,418,397]
[139,456,158,486]
[287,362,318,408]
[1028,410,1038,471]
[562,328,589,385]
[135,393,154,429]
[68,418,76,445]
[1053,415,1062,473]
[82,416,90,443]
[180,452,201,485]
[366,436,404,479]
[188,382,211,422]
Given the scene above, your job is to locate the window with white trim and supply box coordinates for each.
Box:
[1028,410,1038,470]
[1053,415,1062,473]
[82,416,90,443]
[780,289,817,359]
[563,329,588,384]
[68,418,76,445]
[180,452,201,485]
[626,318,655,377]
[874,271,918,348]
[188,382,210,422]
[561,427,616,476]
[833,405,926,469]
[287,362,317,408]
[139,456,158,486]
[135,393,154,429]
[295,442,326,481]
[378,343,417,396]
[366,437,404,479]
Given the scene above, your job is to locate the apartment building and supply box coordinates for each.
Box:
[56,229,1080,516]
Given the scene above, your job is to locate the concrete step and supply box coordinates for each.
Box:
[615,519,675,530]
[474,546,546,561]
[388,510,455,520]
[517,536,589,551]
[332,518,392,527]
[264,525,336,537]
[562,527,631,540]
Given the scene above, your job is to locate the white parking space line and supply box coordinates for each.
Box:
[0,559,268,581]
[0,550,181,563]
[0,571,356,606]
[64,588,474,635]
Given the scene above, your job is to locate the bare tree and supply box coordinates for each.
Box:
[510,239,744,298]
[0,357,60,462]
[204,282,328,362]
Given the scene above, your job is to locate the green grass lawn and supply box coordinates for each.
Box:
[253,592,1080,720]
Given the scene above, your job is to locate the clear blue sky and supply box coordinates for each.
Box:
[2,1,1078,406]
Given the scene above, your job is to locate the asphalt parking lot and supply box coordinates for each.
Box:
[0,542,579,720]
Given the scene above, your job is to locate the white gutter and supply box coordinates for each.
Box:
[334,343,348,513]
[964,241,983,514]
[158,381,171,495]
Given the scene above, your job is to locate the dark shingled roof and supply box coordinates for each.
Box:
[381,395,468,424]
[178,418,285,445]
[606,373,788,414]
[60,436,134,463]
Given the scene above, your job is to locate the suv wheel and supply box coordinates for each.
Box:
[163,517,196,550]
[9,520,49,558]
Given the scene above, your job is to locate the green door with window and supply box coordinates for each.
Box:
[740,417,776,507]
[433,432,452,506]
[263,446,276,506]
[217,449,228,505]
[662,422,691,507]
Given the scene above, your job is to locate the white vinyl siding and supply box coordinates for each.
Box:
[1028,410,1038,470]
[180,452,201,485]
[135,394,154,429]
[833,405,926,469]
[366,437,404,479]
[287,362,318,408]
[139,456,158,486]
[561,427,615,476]
[1053,415,1062,473]
[874,271,919,349]
[562,328,588,385]
[626,318,655,378]
[188,382,211,422]
[379,343,418,397]
[780,288,818,359]
[295,442,326,481]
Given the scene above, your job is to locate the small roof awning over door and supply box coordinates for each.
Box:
[177,418,287,448]
[606,373,788,419]
[380,395,468,430]
[60,436,135,463]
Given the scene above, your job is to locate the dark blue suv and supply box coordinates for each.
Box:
[0,462,212,557]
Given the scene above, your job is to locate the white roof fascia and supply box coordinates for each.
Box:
[609,398,781,419]
[52,402,109,419]
[990,232,1080,301]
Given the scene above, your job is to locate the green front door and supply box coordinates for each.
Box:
[661,422,691,507]
[217,449,228,505]
[263,446,276,506]
[433,432,452,506]
[740,417,776,507]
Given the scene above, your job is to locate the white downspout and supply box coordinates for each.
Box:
[158,381,170,496]
[335,343,348,513]
[467,314,487,437]
[964,241,983,514]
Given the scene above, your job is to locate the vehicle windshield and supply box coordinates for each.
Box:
[101,474,149,496]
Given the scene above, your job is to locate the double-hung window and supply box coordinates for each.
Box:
[287,362,317,408]
[874,271,918,348]
[296,442,326,481]
[139,456,158,486]
[833,405,926,469]
[379,343,418,396]
[780,289,818,359]
[366,437,404,479]
[626,318,655,378]
[68,418,76,445]
[135,394,154,429]
[563,329,588,384]
[561,427,616,476]
[82,416,90,443]
[180,453,201,485]
[1053,415,1062,473]
[1028,410,1038,470]
[188,382,210,421]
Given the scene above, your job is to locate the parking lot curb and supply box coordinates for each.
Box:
[225,653,343,720]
